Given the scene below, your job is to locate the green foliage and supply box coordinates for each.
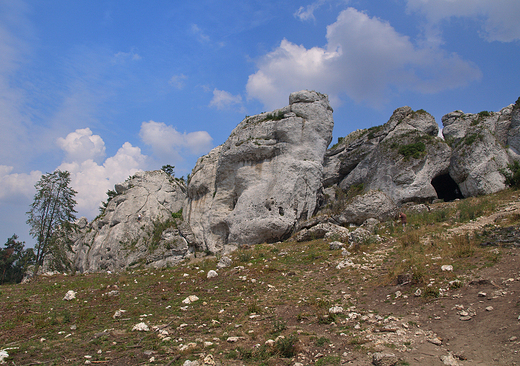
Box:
[271,319,287,334]
[161,164,175,176]
[99,189,118,213]
[397,142,426,159]
[0,235,35,284]
[26,170,77,269]
[260,110,285,122]
[366,125,383,139]
[500,161,520,189]
[314,336,330,347]
[463,133,483,146]
[275,334,299,358]
[330,136,345,149]
[171,208,183,219]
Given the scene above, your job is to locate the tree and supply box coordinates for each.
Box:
[26,170,77,271]
[161,164,175,177]
[0,234,35,284]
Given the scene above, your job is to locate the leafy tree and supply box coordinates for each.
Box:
[26,170,77,271]
[0,234,35,284]
[161,164,175,176]
[99,189,118,213]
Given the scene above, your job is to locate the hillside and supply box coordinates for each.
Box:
[2,189,520,365]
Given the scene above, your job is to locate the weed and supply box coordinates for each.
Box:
[315,336,330,347]
[316,355,341,365]
[271,319,287,334]
[275,334,299,358]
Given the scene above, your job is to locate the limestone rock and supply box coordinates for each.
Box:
[372,352,398,366]
[443,109,512,196]
[337,190,397,226]
[295,222,349,242]
[185,90,334,252]
[71,170,193,272]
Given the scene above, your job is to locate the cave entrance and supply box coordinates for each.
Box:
[431,173,464,202]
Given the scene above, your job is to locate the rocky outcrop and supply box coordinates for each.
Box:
[324,107,452,208]
[442,105,516,197]
[185,90,334,252]
[71,170,194,272]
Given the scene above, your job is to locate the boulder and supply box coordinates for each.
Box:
[295,222,349,243]
[71,171,193,272]
[337,190,397,225]
[185,90,334,252]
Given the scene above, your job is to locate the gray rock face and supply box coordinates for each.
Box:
[72,170,193,272]
[185,90,334,252]
[325,107,451,206]
[442,107,514,197]
[337,190,397,225]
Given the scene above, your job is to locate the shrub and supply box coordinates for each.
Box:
[500,161,520,189]
[398,142,426,159]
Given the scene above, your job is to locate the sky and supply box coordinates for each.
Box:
[1,0,519,247]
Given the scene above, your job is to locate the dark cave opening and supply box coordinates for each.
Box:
[431,173,464,202]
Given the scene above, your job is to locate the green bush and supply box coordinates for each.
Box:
[500,161,520,189]
[398,142,426,159]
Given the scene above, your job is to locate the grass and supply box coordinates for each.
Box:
[1,189,518,365]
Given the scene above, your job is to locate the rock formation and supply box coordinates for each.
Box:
[69,92,520,273]
[185,90,334,252]
[71,170,194,272]
[442,103,519,197]
[323,107,452,209]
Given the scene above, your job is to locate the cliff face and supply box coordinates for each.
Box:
[185,90,334,252]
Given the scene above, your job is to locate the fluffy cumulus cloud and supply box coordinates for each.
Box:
[58,142,148,219]
[247,7,482,109]
[139,121,213,162]
[0,166,41,203]
[209,88,243,110]
[57,128,106,163]
[406,0,520,42]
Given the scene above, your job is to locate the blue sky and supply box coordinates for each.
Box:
[1,0,519,246]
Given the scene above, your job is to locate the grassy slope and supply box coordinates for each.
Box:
[1,189,520,366]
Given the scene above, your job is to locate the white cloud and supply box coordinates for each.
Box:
[139,121,213,161]
[58,142,148,219]
[0,166,41,203]
[406,0,520,42]
[294,0,327,21]
[247,7,482,109]
[57,128,106,163]
[113,49,142,63]
[169,74,188,90]
[209,89,243,110]
[191,24,210,43]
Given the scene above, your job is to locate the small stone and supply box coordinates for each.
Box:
[226,336,240,343]
[509,336,518,342]
[372,352,398,366]
[485,306,494,311]
[132,322,150,332]
[440,353,460,366]
[63,290,77,301]
[182,295,199,304]
[459,316,472,321]
[441,265,453,272]
[207,270,218,279]
[182,361,200,366]
[478,291,487,297]
[414,288,422,297]
[428,337,442,346]
[329,306,344,314]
